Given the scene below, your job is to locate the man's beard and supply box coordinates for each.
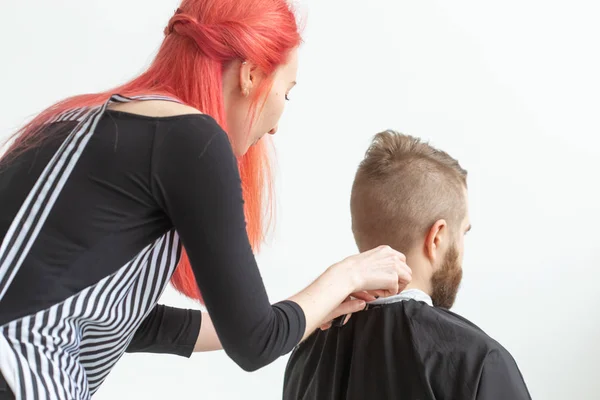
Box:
[430,245,463,309]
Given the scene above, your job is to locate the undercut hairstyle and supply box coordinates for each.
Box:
[351,130,468,253]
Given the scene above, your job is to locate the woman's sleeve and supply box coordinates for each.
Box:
[126,305,202,357]
[151,115,306,372]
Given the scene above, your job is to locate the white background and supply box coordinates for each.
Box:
[1,0,599,399]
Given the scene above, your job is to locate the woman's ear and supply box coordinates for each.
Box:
[424,219,448,264]
[238,60,265,97]
[238,61,254,96]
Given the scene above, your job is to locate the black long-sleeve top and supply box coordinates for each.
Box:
[0,98,305,400]
[125,304,202,357]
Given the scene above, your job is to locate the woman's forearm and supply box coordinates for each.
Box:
[192,267,355,352]
[192,269,353,352]
[287,265,357,341]
[194,312,223,352]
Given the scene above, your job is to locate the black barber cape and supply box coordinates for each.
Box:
[283,297,532,400]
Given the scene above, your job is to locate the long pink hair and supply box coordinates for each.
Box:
[1,0,302,302]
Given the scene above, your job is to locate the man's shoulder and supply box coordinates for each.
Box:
[292,300,507,359]
[405,301,507,354]
[284,300,528,400]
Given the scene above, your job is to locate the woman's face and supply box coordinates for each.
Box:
[223,49,298,156]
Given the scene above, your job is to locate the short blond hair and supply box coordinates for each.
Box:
[351,131,467,253]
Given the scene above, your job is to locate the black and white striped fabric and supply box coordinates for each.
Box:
[0,95,182,400]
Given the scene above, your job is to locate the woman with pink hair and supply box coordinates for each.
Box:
[0,1,411,398]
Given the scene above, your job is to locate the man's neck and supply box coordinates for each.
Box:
[368,286,433,306]
[401,256,433,296]
[403,280,432,296]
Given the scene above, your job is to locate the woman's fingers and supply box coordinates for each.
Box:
[369,289,388,298]
[320,322,332,330]
[320,298,367,331]
[340,245,412,295]
[343,313,351,325]
[351,291,377,302]
[397,261,412,293]
[331,299,366,319]
[320,309,354,331]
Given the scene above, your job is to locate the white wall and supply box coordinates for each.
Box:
[1,0,599,399]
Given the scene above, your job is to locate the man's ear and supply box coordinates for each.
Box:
[424,219,447,264]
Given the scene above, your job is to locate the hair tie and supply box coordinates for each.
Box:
[164,8,185,35]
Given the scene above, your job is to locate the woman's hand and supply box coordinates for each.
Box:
[333,245,412,297]
[318,291,387,330]
[318,296,367,330]
[291,245,411,335]
[194,312,223,352]
[318,246,411,330]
